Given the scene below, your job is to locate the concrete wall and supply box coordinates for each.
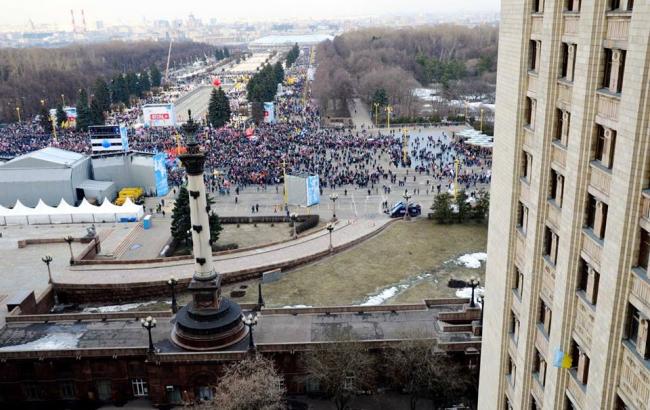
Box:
[92,155,155,196]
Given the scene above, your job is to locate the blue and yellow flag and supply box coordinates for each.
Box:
[553,349,572,368]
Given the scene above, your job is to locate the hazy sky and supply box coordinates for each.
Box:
[4,0,500,27]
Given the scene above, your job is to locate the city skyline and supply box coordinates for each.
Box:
[3,0,500,28]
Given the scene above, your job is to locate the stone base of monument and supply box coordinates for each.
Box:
[171,297,247,351]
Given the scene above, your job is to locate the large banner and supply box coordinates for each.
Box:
[143,104,176,127]
[153,153,169,196]
[263,102,275,124]
[306,175,320,206]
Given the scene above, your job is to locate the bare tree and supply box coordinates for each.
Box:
[383,338,473,410]
[196,355,286,410]
[304,339,376,410]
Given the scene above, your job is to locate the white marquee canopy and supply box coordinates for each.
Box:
[0,198,144,225]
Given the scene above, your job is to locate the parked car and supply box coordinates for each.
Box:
[387,201,422,218]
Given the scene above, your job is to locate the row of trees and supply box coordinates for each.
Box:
[285,43,300,67]
[432,190,490,224]
[312,25,499,117]
[72,65,162,131]
[197,337,476,410]
[246,62,284,103]
[0,40,214,122]
[214,47,231,61]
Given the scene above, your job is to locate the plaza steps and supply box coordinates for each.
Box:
[110,223,144,259]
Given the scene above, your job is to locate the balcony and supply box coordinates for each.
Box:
[581,229,603,269]
[547,200,561,230]
[596,89,620,124]
[541,258,556,304]
[531,14,543,39]
[574,293,595,349]
[631,268,650,317]
[589,161,612,197]
[523,126,535,151]
[551,141,567,170]
[605,14,631,44]
[567,370,587,409]
[563,13,580,40]
[515,229,526,269]
[618,342,650,410]
[528,72,538,96]
[557,79,573,109]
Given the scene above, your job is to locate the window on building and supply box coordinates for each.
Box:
[602,49,613,89]
[625,304,641,345]
[532,348,547,386]
[538,299,552,336]
[627,0,634,11]
[560,43,569,78]
[513,267,524,298]
[577,259,600,305]
[165,386,182,404]
[615,395,632,410]
[59,382,76,400]
[549,169,564,206]
[585,194,607,239]
[638,228,650,271]
[617,50,626,93]
[96,380,112,402]
[569,339,590,384]
[517,202,528,234]
[566,0,581,12]
[343,374,356,391]
[624,304,649,360]
[544,227,559,265]
[23,383,43,401]
[510,310,520,343]
[525,97,533,127]
[522,151,532,181]
[507,355,516,384]
[594,125,616,169]
[555,109,564,141]
[609,0,621,10]
[131,379,149,397]
[565,396,577,410]
[532,0,542,13]
[529,41,538,72]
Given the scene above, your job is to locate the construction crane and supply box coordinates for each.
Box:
[164,37,173,85]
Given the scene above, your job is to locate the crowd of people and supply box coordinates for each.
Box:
[0,48,492,200]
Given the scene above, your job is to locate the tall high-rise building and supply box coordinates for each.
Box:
[479,1,650,409]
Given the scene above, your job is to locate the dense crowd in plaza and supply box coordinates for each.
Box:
[0,49,492,198]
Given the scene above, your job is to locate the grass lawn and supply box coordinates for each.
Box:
[225,218,488,307]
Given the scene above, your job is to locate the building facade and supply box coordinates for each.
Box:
[479,1,650,409]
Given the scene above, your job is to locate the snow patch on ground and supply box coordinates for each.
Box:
[82,301,162,313]
[455,252,487,269]
[282,304,312,308]
[359,272,433,306]
[0,333,82,351]
[455,286,485,305]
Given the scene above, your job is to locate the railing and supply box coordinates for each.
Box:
[528,72,538,95]
[618,343,650,410]
[552,142,567,169]
[557,80,573,107]
[582,229,603,269]
[567,371,587,409]
[531,15,544,37]
[606,15,631,42]
[597,91,620,122]
[630,268,650,316]
[547,201,561,230]
[563,14,580,37]
[590,162,612,197]
[523,127,535,150]
[574,294,595,349]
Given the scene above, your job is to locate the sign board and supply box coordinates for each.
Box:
[143,104,176,127]
[153,153,169,196]
[89,125,129,153]
[286,174,320,206]
[263,102,275,124]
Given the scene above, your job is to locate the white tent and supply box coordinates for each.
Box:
[0,197,144,225]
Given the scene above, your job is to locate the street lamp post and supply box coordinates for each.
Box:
[290,213,298,239]
[402,190,412,221]
[469,277,480,308]
[373,102,379,127]
[242,313,259,351]
[41,254,58,305]
[167,276,179,314]
[141,316,157,353]
[479,295,485,325]
[385,105,393,129]
[63,236,74,264]
[326,222,335,252]
[329,193,338,221]
[257,281,265,311]
[15,106,21,123]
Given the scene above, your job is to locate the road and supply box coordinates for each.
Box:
[174,85,214,123]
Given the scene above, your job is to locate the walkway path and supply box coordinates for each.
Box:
[57,218,389,285]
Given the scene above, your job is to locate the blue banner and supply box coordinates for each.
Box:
[119,125,129,152]
[153,153,169,197]
[306,175,320,206]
